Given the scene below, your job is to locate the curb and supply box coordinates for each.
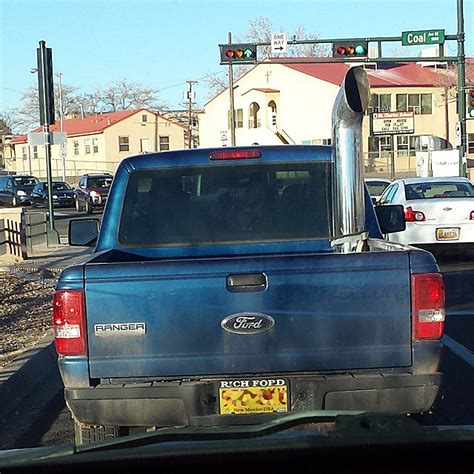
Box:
[0,333,64,449]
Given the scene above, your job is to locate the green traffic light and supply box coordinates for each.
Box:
[355,45,366,55]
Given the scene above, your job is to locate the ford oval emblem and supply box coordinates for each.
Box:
[221,312,275,335]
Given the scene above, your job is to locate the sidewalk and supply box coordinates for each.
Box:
[1,244,94,275]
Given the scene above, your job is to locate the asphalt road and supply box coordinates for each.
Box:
[11,247,474,448]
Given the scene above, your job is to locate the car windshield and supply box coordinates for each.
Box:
[48,182,71,191]
[1,0,474,465]
[88,177,112,188]
[405,182,474,199]
[13,177,38,186]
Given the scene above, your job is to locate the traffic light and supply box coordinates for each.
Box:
[467,88,474,119]
[219,43,257,65]
[332,41,368,58]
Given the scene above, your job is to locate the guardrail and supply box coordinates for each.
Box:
[0,209,25,261]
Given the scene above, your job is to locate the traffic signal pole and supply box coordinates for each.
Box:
[456,0,467,177]
[228,32,236,146]
[37,40,60,246]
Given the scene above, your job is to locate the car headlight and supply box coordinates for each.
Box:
[90,191,99,197]
[16,190,27,196]
[53,194,59,199]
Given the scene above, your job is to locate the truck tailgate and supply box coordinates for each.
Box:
[84,250,412,378]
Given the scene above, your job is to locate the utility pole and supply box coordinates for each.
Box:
[456,0,467,177]
[228,32,236,146]
[37,40,60,246]
[186,80,198,149]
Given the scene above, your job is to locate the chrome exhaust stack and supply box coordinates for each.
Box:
[331,67,371,253]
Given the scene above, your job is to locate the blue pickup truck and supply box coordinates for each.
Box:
[54,68,445,444]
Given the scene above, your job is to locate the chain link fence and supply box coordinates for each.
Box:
[364,151,420,180]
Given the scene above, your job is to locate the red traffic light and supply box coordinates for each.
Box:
[225,50,234,58]
[336,46,346,55]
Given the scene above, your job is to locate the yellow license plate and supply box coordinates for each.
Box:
[219,381,288,415]
[436,228,459,241]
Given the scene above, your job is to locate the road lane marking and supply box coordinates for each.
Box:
[442,335,474,367]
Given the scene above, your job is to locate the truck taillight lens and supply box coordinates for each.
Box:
[405,206,426,222]
[53,290,87,355]
[411,273,445,340]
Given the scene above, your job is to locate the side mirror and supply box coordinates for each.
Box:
[375,205,406,234]
[69,219,99,246]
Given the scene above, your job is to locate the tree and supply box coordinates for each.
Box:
[0,113,13,135]
[205,17,330,99]
[94,79,165,112]
[5,82,79,133]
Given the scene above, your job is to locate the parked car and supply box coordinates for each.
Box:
[75,173,113,214]
[365,178,391,205]
[376,177,474,246]
[31,181,76,208]
[0,174,39,206]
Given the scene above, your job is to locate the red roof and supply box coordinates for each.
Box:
[275,59,446,87]
[11,109,186,145]
[11,135,27,145]
[32,109,140,137]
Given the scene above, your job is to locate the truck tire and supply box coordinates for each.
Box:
[74,420,120,445]
[85,199,93,215]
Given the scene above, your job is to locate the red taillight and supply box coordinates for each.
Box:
[469,211,474,220]
[411,273,445,340]
[53,290,87,355]
[405,206,426,222]
[209,149,262,160]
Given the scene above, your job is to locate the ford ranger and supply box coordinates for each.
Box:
[55,68,444,444]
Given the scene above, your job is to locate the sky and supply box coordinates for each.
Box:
[1,0,473,115]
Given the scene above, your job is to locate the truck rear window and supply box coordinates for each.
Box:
[118,162,332,247]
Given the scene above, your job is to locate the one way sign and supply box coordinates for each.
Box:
[271,32,287,55]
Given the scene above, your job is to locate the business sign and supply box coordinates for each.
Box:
[402,29,445,46]
[372,112,415,135]
[415,152,430,177]
[271,32,287,54]
[431,150,460,177]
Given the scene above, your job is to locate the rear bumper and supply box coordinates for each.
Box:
[65,371,441,428]
[390,222,474,245]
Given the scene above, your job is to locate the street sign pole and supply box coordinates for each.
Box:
[37,40,60,246]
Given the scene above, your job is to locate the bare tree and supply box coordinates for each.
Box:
[0,113,13,135]
[5,82,79,133]
[205,17,329,99]
[94,79,164,112]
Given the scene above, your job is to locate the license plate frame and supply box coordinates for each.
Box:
[219,379,288,415]
[436,227,460,241]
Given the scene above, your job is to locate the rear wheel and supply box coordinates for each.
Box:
[74,420,120,445]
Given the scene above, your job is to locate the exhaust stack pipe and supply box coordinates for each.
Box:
[331,67,371,252]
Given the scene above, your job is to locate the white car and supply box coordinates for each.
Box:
[377,177,474,246]
[365,178,391,204]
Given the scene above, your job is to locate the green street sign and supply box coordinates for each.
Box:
[402,29,445,46]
